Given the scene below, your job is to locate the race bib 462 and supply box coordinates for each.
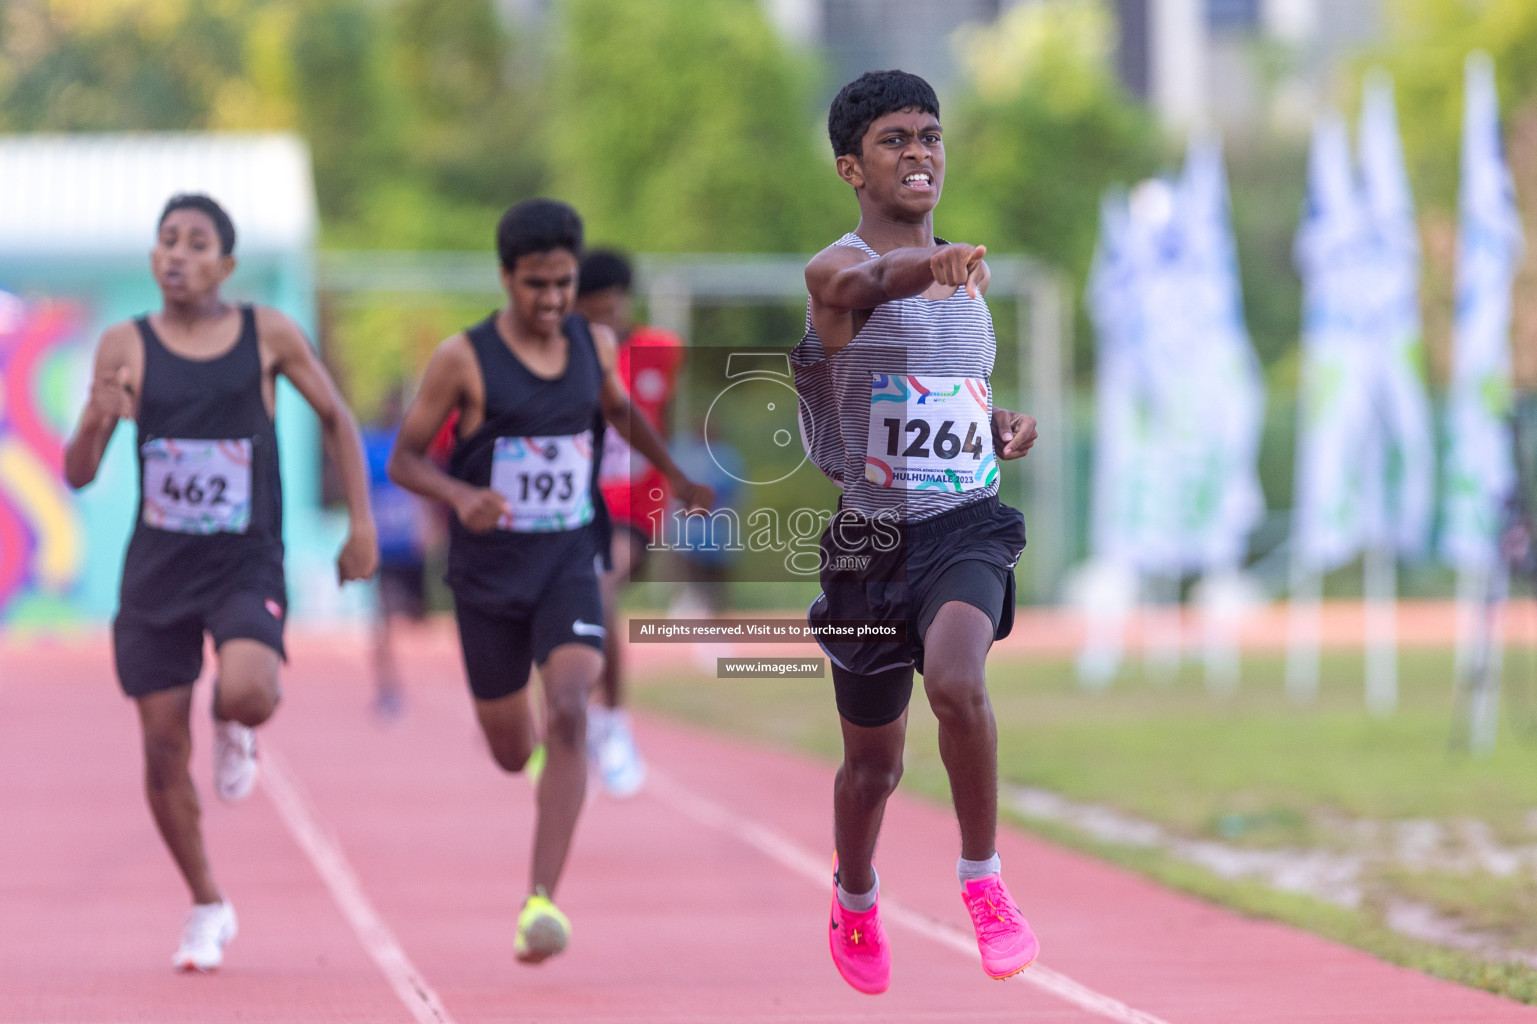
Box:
[865,375,997,492]
[141,438,253,534]
[490,431,596,532]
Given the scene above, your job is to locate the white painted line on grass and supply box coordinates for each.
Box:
[649,769,1173,1024]
[262,745,457,1024]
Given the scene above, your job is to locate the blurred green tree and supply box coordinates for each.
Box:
[547,0,843,252]
[0,0,246,131]
[941,0,1164,369]
[1362,0,1537,388]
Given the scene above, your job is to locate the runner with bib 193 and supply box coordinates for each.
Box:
[387,199,712,966]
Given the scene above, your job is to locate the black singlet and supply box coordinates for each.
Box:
[118,305,285,624]
[445,312,609,611]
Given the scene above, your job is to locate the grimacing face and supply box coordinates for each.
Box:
[504,249,579,338]
[838,107,945,216]
[151,209,234,302]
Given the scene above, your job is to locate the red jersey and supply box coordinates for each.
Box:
[599,326,684,535]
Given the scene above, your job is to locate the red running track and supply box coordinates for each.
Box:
[1,629,1532,1023]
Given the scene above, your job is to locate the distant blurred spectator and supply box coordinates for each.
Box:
[364,388,431,720]
[667,434,743,617]
[579,248,685,797]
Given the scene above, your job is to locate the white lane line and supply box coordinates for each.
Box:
[648,769,1173,1024]
[262,745,457,1024]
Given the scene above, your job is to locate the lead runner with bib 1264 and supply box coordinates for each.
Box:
[791,70,1042,994]
[63,193,379,974]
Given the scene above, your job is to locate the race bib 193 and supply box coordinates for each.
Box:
[864,375,997,492]
[491,431,596,532]
[141,438,253,534]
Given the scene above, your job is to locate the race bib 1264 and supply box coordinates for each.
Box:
[490,431,596,532]
[141,438,253,534]
[864,375,997,492]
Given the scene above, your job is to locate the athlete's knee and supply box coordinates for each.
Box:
[924,667,989,726]
[215,681,280,726]
[488,735,534,774]
[840,755,904,806]
[544,683,589,750]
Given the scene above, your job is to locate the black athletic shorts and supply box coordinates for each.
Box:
[113,588,287,699]
[378,562,426,620]
[809,495,1025,728]
[453,560,606,702]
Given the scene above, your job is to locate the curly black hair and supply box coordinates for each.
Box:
[577,249,632,297]
[827,70,940,159]
[495,199,584,270]
[159,193,236,255]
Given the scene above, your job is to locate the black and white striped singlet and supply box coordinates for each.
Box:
[790,232,1000,521]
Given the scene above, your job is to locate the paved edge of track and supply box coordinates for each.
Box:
[647,769,1172,1024]
[262,744,457,1024]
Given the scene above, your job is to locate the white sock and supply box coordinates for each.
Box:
[835,867,878,912]
[957,853,1001,884]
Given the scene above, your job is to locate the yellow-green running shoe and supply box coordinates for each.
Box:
[525,743,546,787]
[514,888,569,964]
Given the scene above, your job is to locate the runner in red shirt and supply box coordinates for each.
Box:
[577,250,683,797]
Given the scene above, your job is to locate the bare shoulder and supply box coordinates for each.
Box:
[97,319,141,355]
[805,242,872,309]
[805,241,868,280]
[252,304,312,358]
[423,330,477,385]
[588,321,619,369]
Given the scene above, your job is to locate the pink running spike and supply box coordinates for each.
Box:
[960,874,1039,979]
[828,887,890,994]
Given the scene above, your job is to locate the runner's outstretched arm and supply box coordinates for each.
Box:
[590,323,713,514]
[64,323,142,489]
[388,336,510,534]
[807,242,987,311]
[260,309,378,582]
[807,243,987,355]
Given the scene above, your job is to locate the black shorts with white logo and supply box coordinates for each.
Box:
[113,587,287,699]
[809,495,1025,728]
[452,555,605,702]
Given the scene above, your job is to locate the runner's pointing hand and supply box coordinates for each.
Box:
[928,244,988,299]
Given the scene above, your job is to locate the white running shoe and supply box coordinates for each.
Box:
[171,901,237,972]
[212,719,258,802]
[597,711,646,798]
[586,704,611,768]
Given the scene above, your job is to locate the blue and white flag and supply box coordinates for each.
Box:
[1087,140,1264,575]
[1293,113,1377,572]
[1178,136,1266,569]
[1442,53,1526,571]
[1358,71,1435,558]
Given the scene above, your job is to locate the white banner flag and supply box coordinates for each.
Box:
[1087,142,1264,576]
[1178,137,1266,569]
[1293,113,1377,572]
[1358,71,1436,558]
[1442,53,1526,571]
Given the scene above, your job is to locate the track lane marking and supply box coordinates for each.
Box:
[648,769,1173,1024]
[262,745,457,1024]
